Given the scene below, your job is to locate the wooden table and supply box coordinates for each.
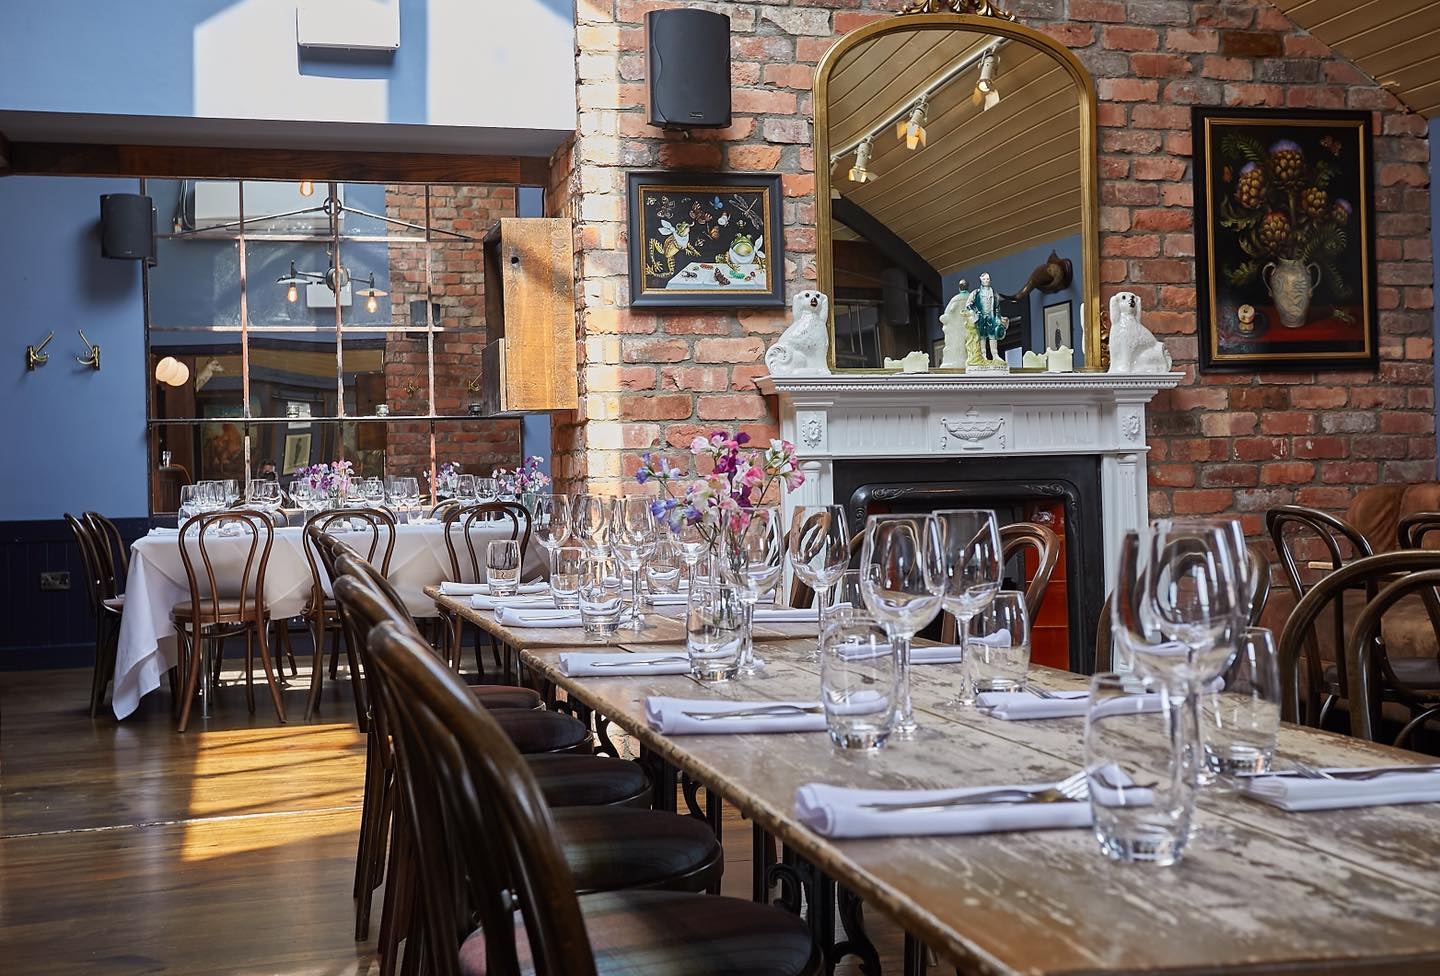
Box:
[491,624,1440,975]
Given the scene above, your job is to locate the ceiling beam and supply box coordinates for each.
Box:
[4,142,550,185]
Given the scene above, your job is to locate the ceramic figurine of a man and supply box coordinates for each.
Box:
[966,272,1010,366]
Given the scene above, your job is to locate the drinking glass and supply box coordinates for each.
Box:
[551,546,584,610]
[497,472,518,501]
[967,590,1031,692]
[573,494,611,555]
[475,477,499,504]
[859,514,944,739]
[532,492,572,580]
[401,477,420,518]
[676,520,710,586]
[720,506,785,677]
[827,568,863,619]
[645,534,683,606]
[788,505,851,658]
[178,484,200,521]
[219,479,239,505]
[1202,627,1281,777]
[933,509,1002,707]
[454,474,477,504]
[486,540,521,597]
[578,553,624,639]
[820,610,898,751]
[612,497,657,630]
[685,575,746,681]
[1086,672,1194,866]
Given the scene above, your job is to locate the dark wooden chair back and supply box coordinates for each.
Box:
[442,502,532,583]
[1397,512,1440,551]
[64,513,105,620]
[428,498,463,521]
[1344,568,1440,744]
[83,511,128,593]
[940,521,1061,643]
[302,508,397,608]
[177,509,274,623]
[1276,549,1440,728]
[365,620,594,976]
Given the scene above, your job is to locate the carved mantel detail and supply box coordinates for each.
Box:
[938,407,1005,450]
[800,417,824,449]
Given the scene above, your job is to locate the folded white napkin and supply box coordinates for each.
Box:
[148,527,180,536]
[976,690,1094,720]
[559,652,690,676]
[794,780,1091,839]
[912,644,965,665]
[645,696,825,734]
[440,580,548,596]
[753,607,819,623]
[1240,766,1440,812]
[647,593,690,607]
[493,606,583,628]
[470,593,554,611]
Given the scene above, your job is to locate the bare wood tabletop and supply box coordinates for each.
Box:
[493,627,1440,976]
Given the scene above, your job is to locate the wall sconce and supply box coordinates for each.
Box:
[155,356,190,387]
[355,275,388,314]
[75,330,101,371]
[26,331,54,371]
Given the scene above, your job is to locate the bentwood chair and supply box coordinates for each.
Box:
[441,501,533,677]
[302,508,396,720]
[1345,568,1440,746]
[173,509,283,732]
[66,513,125,716]
[365,620,823,976]
[940,521,1061,643]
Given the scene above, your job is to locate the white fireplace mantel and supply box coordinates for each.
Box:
[756,371,1182,589]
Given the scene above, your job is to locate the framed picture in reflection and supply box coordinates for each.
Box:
[1192,107,1377,371]
[1043,301,1073,350]
[282,433,312,475]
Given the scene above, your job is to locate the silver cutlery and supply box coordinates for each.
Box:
[861,770,1089,812]
[1282,762,1440,782]
[682,704,823,721]
[589,657,688,668]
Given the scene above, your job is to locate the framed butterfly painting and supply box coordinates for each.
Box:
[626,171,786,308]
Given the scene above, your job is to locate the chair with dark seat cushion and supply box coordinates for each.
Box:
[1343,567,1440,746]
[366,620,822,976]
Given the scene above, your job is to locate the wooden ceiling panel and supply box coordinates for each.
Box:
[1271,0,1440,117]
[827,27,1083,274]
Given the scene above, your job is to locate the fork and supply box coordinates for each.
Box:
[682,704,823,721]
[1287,761,1440,782]
[861,770,1089,812]
[589,657,688,668]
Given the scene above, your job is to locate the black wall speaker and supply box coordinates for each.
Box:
[100,193,155,261]
[646,9,731,129]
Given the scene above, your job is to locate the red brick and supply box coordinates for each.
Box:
[731,88,798,115]
[832,11,887,33]
[1102,26,1159,50]
[657,141,722,169]
[1234,437,1288,462]
[694,337,765,363]
[1131,53,1193,77]
[1069,0,1126,21]
[1200,464,1259,488]
[622,394,694,422]
[1166,28,1219,53]
[1230,388,1288,410]
[1320,461,1378,484]
[659,366,728,393]
[1259,412,1314,435]
[1293,436,1348,459]
[697,394,767,421]
[763,64,813,90]
[1099,78,1160,102]
[1261,462,1316,485]
[1295,487,1351,509]
[1381,412,1436,435]
[1150,464,1196,488]
[1133,157,1188,181]
[728,145,783,171]
[1173,489,1235,514]
[1220,31,1282,58]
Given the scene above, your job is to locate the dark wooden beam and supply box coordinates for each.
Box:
[5,142,550,185]
[832,196,943,306]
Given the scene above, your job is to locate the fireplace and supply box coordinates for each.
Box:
[834,456,1104,673]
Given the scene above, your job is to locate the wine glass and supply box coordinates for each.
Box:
[178,483,200,522]
[612,497,657,630]
[676,519,710,585]
[720,506,785,677]
[933,509,1002,708]
[476,477,500,504]
[572,494,611,555]
[532,492,572,582]
[788,505,851,659]
[454,474,477,504]
[859,514,944,739]
[1143,519,1245,788]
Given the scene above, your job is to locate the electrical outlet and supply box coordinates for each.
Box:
[40,571,70,591]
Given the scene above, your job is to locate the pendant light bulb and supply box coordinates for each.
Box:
[299,179,315,197]
[366,294,378,314]
[848,137,875,184]
[287,283,299,303]
[975,52,1000,110]
[896,96,928,150]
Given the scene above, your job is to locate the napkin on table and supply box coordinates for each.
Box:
[794,780,1091,839]
[976,690,1094,720]
[559,652,690,677]
[470,593,555,611]
[440,580,548,597]
[753,607,820,623]
[148,527,180,536]
[493,606,583,628]
[645,696,825,734]
[1240,766,1440,812]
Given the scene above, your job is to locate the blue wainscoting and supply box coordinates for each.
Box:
[0,518,150,670]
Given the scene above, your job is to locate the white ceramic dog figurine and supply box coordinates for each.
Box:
[1107,292,1172,374]
[764,290,832,376]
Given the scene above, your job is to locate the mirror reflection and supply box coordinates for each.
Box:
[823,23,1087,369]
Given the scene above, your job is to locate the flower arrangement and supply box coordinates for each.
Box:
[298,460,354,496]
[494,456,551,495]
[425,461,462,488]
[636,430,803,544]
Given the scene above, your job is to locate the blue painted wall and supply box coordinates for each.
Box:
[0,177,149,521]
[941,235,1085,366]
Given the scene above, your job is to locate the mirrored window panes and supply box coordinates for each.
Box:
[149,334,244,422]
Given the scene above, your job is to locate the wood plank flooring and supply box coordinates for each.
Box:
[0,667,907,975]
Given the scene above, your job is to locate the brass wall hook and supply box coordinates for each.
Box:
[26,331,54,371]
[466,372,483,393]
[75,330,101,371]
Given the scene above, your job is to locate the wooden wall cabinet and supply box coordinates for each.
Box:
[479,218,578,415]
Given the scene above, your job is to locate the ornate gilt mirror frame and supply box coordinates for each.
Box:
[813,9,1103,369]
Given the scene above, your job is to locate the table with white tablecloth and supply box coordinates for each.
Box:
[112,521,544,720]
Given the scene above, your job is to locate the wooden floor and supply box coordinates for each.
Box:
[0,667,906,975]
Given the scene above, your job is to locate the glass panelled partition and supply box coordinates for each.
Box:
[145,179,524,513]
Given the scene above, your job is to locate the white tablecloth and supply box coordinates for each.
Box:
[112,521,543,720]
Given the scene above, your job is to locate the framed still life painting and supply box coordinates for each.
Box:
[626,171,785,308]
[1192,107,1377,372]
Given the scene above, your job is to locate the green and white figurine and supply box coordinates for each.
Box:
[966,272,1010,372]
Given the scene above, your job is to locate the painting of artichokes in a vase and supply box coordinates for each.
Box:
[1192,108,1377,372]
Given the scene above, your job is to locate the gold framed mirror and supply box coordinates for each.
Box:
[814,11,1101,370]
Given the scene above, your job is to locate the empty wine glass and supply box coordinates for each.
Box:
[720,506,784,677]
[613,497,657,630]
[532,492,572,581]
[933,509,1002,708]
[178,484,200,521]
[645,533,683,606]
[572,494,611,555]
[401,477,420,520]
[675,519,710,585]
[219,479,239,505]
[859,514,944,739]
[476,477,499,504]
[789,505,851,656]
[454,474,477,504]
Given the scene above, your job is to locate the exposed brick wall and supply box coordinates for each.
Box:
[382,185,522,480]
[556,0,1435,530]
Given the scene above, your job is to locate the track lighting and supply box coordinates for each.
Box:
[974,51,1000,111]
[896,95,928,150]
[848,136,875,184]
